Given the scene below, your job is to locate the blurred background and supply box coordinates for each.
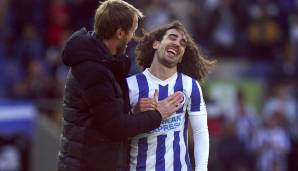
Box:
[0,0,297,171]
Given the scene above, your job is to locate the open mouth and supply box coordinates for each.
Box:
[166,46,179,57]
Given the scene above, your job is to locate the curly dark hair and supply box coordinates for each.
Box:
[135,21,216,82]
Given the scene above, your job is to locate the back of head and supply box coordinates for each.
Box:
[93,0,143,39]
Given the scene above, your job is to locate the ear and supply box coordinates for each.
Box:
[115,28,125,40]
[152,40,160,50]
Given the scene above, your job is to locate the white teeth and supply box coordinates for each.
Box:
[167,48,177,55]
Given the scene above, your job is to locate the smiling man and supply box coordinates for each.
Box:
[127,21,216,171]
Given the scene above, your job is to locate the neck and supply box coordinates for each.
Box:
[103,39,118,55]
[149,56,177,80]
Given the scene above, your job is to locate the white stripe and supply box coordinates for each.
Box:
[180,124,188,171]
[188,110,207,116]
[181,74,192,96]
[165,131,174,171]
[148,80,158,99]
[145,137,157,171]
[198,80,207,114]
[181,74,192,112]
[0,105,36,121]
[129,138,139,171]
[126,76,140,107]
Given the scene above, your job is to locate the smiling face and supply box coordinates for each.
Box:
[153,28,187,68]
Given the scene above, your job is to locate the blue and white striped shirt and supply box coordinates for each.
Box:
[127,69,207,171]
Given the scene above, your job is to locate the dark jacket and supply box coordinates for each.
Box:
[58,28,162,171]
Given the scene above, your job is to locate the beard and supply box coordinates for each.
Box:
[158,55,177,68]
[116,37,128,56]
[156,46,182,68]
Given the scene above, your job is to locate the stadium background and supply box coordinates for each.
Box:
[0,0,297,170]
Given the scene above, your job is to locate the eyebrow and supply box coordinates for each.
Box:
[168,33,187,44]
[168,33,178,38]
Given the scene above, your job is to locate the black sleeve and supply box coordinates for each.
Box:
[72,61,162,140]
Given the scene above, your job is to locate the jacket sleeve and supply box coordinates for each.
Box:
[72,61,162,140]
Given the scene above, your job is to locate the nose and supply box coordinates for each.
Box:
[173,39,185,48]
[169,40,179,48]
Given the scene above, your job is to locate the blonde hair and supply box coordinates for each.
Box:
[94,0,143,39]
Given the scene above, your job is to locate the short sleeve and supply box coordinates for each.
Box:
[187,79,207,116]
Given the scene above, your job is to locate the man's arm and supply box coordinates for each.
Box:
[72,61,182,140]
[189,114,209,171]
[188,79,209,171]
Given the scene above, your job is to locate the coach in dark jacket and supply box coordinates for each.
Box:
[57,1,183,171]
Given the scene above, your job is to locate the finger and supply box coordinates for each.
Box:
[139,99,155,108]
[175,97,184,105]
[170,92,182,100]
[162,93,176,103]
[150,98,157,106]
[167,91,183,103]
[140,107,156,112]
[153,89,159,101]
[170,103,183,113]
[144,97,158,102]
[169,93,184,104]
[143,99,157,105]
[140,98,151,102]
[151,103,157,109]
[168,98,183,111]
[147,107,155,111]
[146,102,157,109]
[140,102,151,109]
[142,103,156,109]
[139,102,154,111]
[141,101,157,109]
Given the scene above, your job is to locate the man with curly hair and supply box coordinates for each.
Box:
[127,21,215,171]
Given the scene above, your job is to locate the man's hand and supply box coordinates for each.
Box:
[133,90,158,113]
[134,90,184,120]
[156,91,184,120]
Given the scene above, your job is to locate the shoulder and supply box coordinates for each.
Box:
[126,72,146,90]
[72,61,113,80]
[75,61,109,74]
[180,73,193,84]
[126,73,137,82]
[126,72,147,83]
[180,73,202,91]
[72,61,114,88]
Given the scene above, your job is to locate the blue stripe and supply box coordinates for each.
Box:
[190,79,201,111]
[136,138,148,171]
[174,73,183,113]
[183,118,191,171]
[158,84,168,100]
[156,135,167,171]
[135,74,149,171]
[0,119,35,136]
[0,100,33,106]
[136,73,149,98]
[173,131,181,171]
